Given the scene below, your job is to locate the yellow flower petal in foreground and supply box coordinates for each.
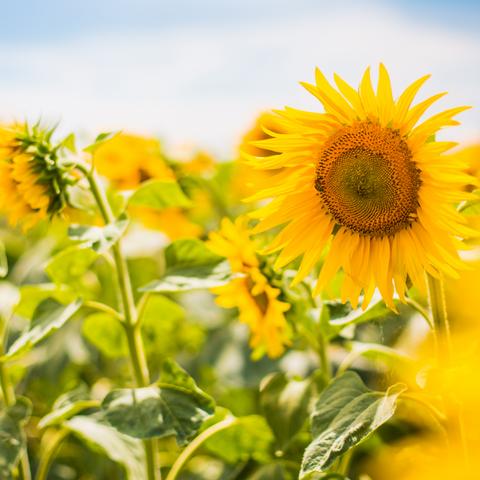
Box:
[207,217,291,359]
[246,65,475,309]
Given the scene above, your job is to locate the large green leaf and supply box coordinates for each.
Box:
[300,372,405,478]
[260,372,319,450]
[0,397,32,479]
[140,239,235,293]
[68,216,129,253]
[128,180,192,210]
[45,245,99,286]
[2,298,82,360]
[102,359,214,444]
[204,415,274,464]
[64,415,146,480]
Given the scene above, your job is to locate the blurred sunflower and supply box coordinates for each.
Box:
[94,133,202,239]
[207,217,291,359]
[246,65,475,309]
[93,133,175,189]
[0,123,72,230]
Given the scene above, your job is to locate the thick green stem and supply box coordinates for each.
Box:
[317,331,331,381]
[426,273,467,462]
[78,164,160,480]
[165,418,236,480]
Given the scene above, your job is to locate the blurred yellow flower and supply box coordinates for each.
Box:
[179,150,216,176]
[246,65,474,309]
[94,133,175,189]
[0,124,70,230]
[130,206,203,240]
[93,133,203,238]
[207,217,291,359]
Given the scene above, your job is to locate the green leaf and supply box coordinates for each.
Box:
[3,298,82,360]
[0,397,32,479]
[60,133,76,153]
[45,245,99,286]
[84,131,120,154]
[38,385,98,429]
[204,415,274,464]
[0,240,8,278]
[260,373,318,450]
[128,180,192,210]
[82,296,203,358]
[300,372,406,477]
[14,284,76,319]
[248,463,296,480]
[140,239,235,293]
[82,313,128,358]
[101,359,214,444]
[64,415,146,480]
[68,216,129,253]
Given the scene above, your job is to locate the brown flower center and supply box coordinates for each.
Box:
[315,122,421,237]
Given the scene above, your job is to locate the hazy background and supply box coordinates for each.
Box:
[1,0,479,156]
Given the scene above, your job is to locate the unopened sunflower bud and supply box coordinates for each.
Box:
[0,123,74,230]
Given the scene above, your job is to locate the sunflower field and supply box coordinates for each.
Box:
[1,48,480,480]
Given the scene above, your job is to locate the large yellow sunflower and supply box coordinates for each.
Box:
[207,217,291,359]
[245,65,475,309]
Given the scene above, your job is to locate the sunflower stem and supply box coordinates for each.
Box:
[35,429,69,480]
[77,163,160,480]
[426,272,468,464]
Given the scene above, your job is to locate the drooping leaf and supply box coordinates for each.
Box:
[128,180,192,210]
[204,415,274,464]
[64,414,145,480]
[0,397,32,479]
[300,372,406,478]
[102,359,214,444]
[45,245,99,286]
[38,385,98,429]
[68,216,129,253]
[140,238,234,293]
[260,372,322,450]
[3,298,82,360]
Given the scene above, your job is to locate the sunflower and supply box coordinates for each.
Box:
[93,133,175,189]
[207,217,291,359]
[0,124,71,230]
[245,65,475,309]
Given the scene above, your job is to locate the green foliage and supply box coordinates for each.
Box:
[68,216,129,253]
[82,295,204,358]
[38,384,96,429]
[128,180,192,210]
[3,298,82,360]
[204,415,274,464]
[45,245,98,286]
[0,240,7,278]
[300,372,406,478]
[0,397,32,479]
[140,238,234,293]
[64,414,146,480]
[260,372,320,450]
[84,131,120,154]
[102,359,214,444]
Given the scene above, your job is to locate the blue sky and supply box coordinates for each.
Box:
[1,0,479,155]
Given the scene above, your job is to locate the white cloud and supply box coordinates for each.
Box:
[0,2,478,156]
